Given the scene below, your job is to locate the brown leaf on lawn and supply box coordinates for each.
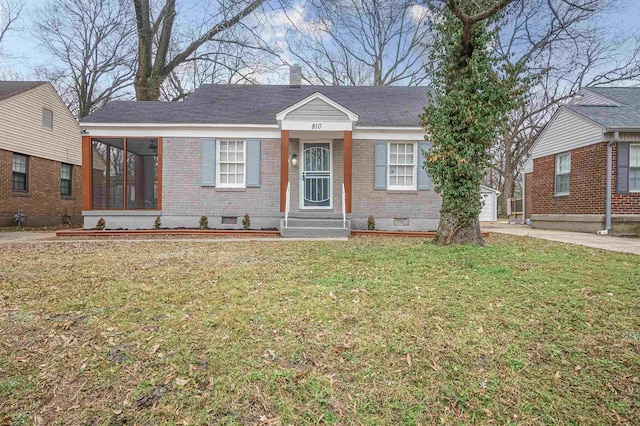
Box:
[575,365,582,372]
[406,353,413,368]
[150,343,160,355]
[554,371,561,380]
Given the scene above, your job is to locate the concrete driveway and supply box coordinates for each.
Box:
[0,231,57,244]
[486,223,640,255]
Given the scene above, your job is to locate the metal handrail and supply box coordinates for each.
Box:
[285,181,291,228]
[341,182,346,229]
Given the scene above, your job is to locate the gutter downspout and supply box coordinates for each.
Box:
[602,131,619,235]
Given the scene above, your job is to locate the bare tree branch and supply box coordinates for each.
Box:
[33,0,136,117]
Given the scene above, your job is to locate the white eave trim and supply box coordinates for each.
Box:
[275,92,359,122]
[356,126,424,131]
[80,122,279,129]
[480,185,501,195]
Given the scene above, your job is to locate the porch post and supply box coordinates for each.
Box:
[82,135,92,211]
[280,130,289,212]
[344,130,352,213]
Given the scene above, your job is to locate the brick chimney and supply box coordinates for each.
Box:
[289,64,302,88]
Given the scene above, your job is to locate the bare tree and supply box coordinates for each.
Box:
[492,0,640,213]
[33,0,136,118]
[132,0,268,101]
[277,0,432,86]
[157,22,270,101]
[0,0,23,54]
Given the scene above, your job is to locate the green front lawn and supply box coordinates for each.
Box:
[0,235,638,425]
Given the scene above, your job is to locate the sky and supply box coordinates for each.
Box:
[2,0,640,83]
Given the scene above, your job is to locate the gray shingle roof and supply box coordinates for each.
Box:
[566,87,640,129]
[82,85,431,127]
[585,87,640,107]
[0,81,47,101]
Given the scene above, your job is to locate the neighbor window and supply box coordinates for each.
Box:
[91,138,159,210]
[61,163,72,196]
[388,142,417,190]
[43,108,53,129]
[555,152,571,195]
[217,140,245,188]
[12,153,28,192]
[630,144,640,191]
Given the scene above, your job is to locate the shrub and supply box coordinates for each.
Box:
[62,208,71,225]
[96,217,106,230]
[153,216,161,229]
[199,216,208,229]
[367,215,376,230]
[242,213,250,230]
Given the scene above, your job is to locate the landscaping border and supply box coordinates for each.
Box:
[351,230,490,238]
[56,229,490,238]
[56,229,281,237]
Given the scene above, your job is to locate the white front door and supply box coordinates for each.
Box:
[300,142,332,209]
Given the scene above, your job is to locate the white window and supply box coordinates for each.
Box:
[388,142,417,190]
[630,144,640,191]
[12,153,28,192]
[43,108,53,129]
[61,163,72,196]
[217,140,245,188]
[555,152,570,195]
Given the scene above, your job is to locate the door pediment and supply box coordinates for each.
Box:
[276,92,358,132]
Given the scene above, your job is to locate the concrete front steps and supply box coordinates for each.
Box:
[280,214,350,238]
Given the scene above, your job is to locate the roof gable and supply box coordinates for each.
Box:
[0,81,47,102]
[275,92,358,123]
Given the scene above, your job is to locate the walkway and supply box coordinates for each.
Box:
[486,223,640,255]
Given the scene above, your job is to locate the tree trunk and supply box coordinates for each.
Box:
[501,171,515,217]
[500,145,516,216]
[434,211,485,246]
[135,73,164,101]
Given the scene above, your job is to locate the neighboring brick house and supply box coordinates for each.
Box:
[80,67,450,236]
[0,81,82,227]
[523,87,640,236]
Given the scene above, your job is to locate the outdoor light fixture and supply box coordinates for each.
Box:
[291,153,298,166]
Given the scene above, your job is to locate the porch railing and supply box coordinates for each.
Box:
[285,181,291,228]
[341,182,346,229]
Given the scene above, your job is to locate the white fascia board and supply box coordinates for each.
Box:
[81,123,281,139]
[480,185,501,195]
[80,122,279,129]
[281,120,353,131]
[357,126,424,131]
[353,127,426,141]
[275,92,359,122]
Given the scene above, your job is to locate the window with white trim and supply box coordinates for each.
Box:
[630,144,640,191]
[388,142,417,190]
[61,163,72,196]
[12,153,28,192]
[555,152,570,195]
[43,108,53,129]
[217,140,245,188]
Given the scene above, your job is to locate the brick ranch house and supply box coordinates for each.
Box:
[79,67,498,236]
[0,81,82,227]
[524,87,640,236]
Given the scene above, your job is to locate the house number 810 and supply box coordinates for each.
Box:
[311,123,322,130]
